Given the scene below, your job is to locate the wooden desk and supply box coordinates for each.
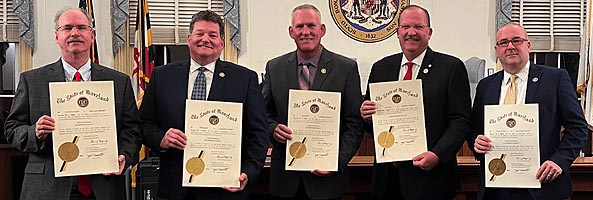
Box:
[251,156,593,200]
[0,144,27,200]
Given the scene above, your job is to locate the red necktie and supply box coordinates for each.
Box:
[74,71,82,82]
[403,62,413,80]
[73,71,92,196]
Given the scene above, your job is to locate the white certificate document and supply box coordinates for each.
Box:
[369,80,427,163]
[49,81,119,177]
[183,100,242,187]
[485,104,540,188]
[286,90,340,171]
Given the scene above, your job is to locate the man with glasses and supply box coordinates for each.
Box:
[4,7,140,200]
[470,22,587,200]
[360,5,472,199]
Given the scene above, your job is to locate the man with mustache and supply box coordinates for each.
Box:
[140,10,268,200]
[262,4,363,200]
[360,5,472,200]
[4,8,140,200]
[470,23,587,200]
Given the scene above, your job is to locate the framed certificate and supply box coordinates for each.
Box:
[49,81,119,177]
[369,80,427,162]
[286,90,341,171]
[183,100,242,187]
[484,104,540,188]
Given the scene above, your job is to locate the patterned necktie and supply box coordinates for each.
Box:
[504,75,517,104]
[73,71,82,82]
[403,61,413,80]
[191,67,207,100]
[298,63,312,90]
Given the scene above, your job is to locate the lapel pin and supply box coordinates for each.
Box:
[428,64,432,68]
[423,69,429,74]
[532,77,538,82]
[219,72,225,78]
[321,68,327,74]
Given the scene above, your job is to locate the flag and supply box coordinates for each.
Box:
[79,0,99,64]
[132,0,155,107]
[577,2,593,122]
[131,0,155,184]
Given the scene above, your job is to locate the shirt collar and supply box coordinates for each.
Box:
[401,49,428,67]
[190,58,216,74]
[297,47,323,68]
[62,58,91,81]
[503,61,530,85]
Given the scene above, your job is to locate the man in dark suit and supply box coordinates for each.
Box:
[471,23,587,200]
[4,8,140,200]
[262,4,363,200]
[360,5,472,200]
[140,10,268,200]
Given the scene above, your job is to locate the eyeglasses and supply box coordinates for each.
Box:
[399,24,429,31]
[56,25,93,32]
[496,37,528,47]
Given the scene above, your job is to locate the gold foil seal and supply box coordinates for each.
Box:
[187,150,205,183]
[288,137,308,166]
[378,126,395,156]
[58,136,80,172]
[488,153,507,181]
[58,142,80,162]
[378,126,395,148]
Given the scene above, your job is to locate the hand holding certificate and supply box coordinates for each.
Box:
[286,90,341,171]
[484,104,540,188]
[183,100,243,187]
[49,81,119,177]
[369,80,427,162]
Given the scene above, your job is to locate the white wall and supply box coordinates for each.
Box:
[33,0,114,69]
[238,0,498,88]
[32,0,497,80]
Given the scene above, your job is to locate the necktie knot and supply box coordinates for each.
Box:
[299,63,312,90]
[403,61,414,80]
[504,74,517,104]
[73,71,82,82]
[197,67,207,73]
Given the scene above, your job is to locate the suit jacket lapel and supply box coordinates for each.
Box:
[285,52,299,89]
[417,47,435,80]
[392,54,403,81]
[90,63,108,81]
[310,49,331,90]
[525,62,542,104]
[48,60,66,82]
[209,60,226,100]
[485,72,504,105]
[176,61,190,103]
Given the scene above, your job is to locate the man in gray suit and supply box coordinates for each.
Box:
[4,8,140,200]
[262,4,363,200]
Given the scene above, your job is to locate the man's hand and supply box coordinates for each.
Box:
[104,155,126,176]
[536,160,562,183]
[159,128,187,150]
[311,169,333,177]
[412,151,440,171]
[35,115,55,140]
[273,124,292,143]
[360,100,376,120]
[474,135,491,154]
[224,173,248,192]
